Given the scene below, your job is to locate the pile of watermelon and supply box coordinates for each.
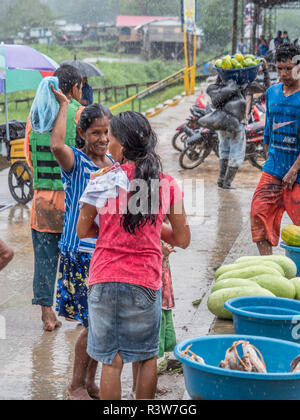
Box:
[208,255,300,320]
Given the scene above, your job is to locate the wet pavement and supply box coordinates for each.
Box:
[0,89,289,400]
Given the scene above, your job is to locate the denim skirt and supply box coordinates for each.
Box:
[87,282,162,365]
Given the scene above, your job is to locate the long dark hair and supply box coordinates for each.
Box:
[109,111,162,234]
[76,104,112,148]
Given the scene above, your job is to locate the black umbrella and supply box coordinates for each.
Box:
[60,59,104,78]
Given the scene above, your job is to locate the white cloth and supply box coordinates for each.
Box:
[79,164,130,211]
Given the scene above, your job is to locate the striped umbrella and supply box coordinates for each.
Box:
[0,44,58,148]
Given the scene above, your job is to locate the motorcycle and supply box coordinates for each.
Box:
[172,106,205,152]
[179,114,267,171]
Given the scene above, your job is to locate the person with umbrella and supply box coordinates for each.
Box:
[60,58,104,107]
[80,77,93,106]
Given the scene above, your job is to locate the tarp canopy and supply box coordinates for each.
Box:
[252,0,299,7]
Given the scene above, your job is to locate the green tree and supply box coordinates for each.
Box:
[197,0,233,53]
[0,0,55,36]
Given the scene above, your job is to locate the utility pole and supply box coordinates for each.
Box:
[232,0,239,55]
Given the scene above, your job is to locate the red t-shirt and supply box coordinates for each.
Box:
[88,164,183,290]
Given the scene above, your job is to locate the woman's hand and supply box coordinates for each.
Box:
[162,241,176,258]
[50,84,75,172]
[50,84,68,106]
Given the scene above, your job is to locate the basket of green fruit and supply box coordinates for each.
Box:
[214,54,262,85]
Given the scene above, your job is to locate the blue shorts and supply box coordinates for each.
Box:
[87,283,162,365]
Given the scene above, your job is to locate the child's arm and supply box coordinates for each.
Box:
[50,85,75,172]
[161,200,191,249]
[77,203,99,238]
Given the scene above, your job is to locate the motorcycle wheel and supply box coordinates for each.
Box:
[248,144,267,171]
[179,143,212,170]
[172,131,187,152]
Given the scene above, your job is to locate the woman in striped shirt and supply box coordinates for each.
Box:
[50,85,113,400]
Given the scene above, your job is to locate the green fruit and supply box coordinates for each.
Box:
[217,265,285,282]
[255,58,262,65]
[222,58,232,69]
[235,256,297,279]
[244,54,255,60]
[241,59,250,68]
[207,286,275,320]
[234,53,244,63]
[250,275,296,299]
[215,59,222,68]
[212,278,258,293]
[291,278,300,300]
[245,60,256,67]
[231,59,241,69]
[215,260,284,280]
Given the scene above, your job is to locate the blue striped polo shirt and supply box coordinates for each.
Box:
[58,147,114,256]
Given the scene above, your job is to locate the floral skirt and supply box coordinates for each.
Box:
[56,251,91,328]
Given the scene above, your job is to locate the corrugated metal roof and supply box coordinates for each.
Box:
[116,16,179,28]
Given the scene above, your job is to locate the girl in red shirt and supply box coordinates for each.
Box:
[77,111,190,400]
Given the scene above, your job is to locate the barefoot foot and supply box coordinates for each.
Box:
[86,383,100,400]
[42,307,62,332]
[67,385,93,401]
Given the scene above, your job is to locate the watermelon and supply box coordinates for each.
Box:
[215,260,284,279]
[250,275,296,299]
[291,278,300,300]
[207,286,275,320]
[217,265,284,282]
[235,255,297,279]
[212,278,257,293]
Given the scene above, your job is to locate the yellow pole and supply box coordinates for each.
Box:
[183,24,190,95]
[190,31,197,94]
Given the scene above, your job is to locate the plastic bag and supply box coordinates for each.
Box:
[207,80,239,108]
[30,76,59,134]
[198,110,240,134]
[223,94,246,122]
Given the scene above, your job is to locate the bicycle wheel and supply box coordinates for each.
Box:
[8,161,34,204]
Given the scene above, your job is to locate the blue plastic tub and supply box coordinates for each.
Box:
[225,297,300,343]
[174,335,300,400]
[281,242,300,276]
[214,61,262,85]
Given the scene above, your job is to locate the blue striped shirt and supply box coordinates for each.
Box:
[58,147,113,256]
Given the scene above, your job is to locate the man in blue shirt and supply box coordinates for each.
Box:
[251,44,300,255]
[80,77,94,106]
